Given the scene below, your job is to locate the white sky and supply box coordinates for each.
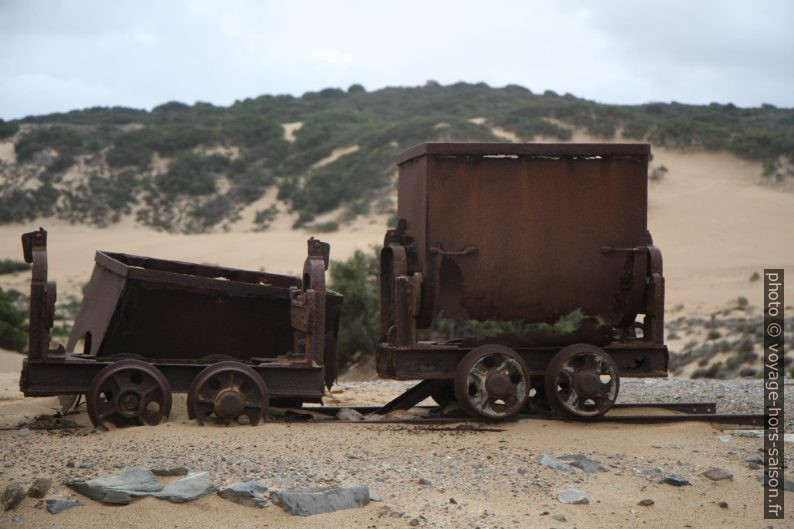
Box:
[1,0,792,119]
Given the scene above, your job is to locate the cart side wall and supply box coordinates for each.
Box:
[66,261,126,355]
[398,149,651,326]
[98,278,295,359]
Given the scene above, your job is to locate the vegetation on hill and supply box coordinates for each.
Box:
[1,82,792,232]
[0,288,27,352]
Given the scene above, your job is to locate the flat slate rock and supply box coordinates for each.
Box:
[661,475,691,487]
[2,483,26,511]
[559,454,606,474]
[702,468,733,481]
[757,475,794,492]
[538,454,574,472]
[46,499,81,514]
[638,498,655,506]
[557,488,589,505]
[151,467,189,477]
[218,481,269,508]
[66,467,163,504]
[156,472,216,503]
[271,485,370,516]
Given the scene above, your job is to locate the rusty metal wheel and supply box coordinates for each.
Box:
[453,345,530,420]
[86,360,172,428]
[544,344,619,418]
[187,361,269,426]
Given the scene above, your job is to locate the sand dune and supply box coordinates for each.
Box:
[0,144,791,315]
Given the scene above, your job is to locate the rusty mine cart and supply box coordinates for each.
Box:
[377,142,668,420]
[19,229,342,428]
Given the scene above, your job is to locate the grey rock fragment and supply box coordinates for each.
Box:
[17,428,30,438]
[156,472,215,503]
[2,483,26,511]
[28,478,52,498]
[418,478,432,486]
[217,480,268,508]
[65,466,164,505]
[719,501,728,508]
[744,453,764,467]
[557,488,589,505]
[11,513,22,524]
[702,468,733,481]
[151,467,189,477]
[559,454,606,474]
[538,454,574,472]
[638,498,655,506]
[552,513,567,521]
[336,408,364,421]
[271,485,370,516]
[757,474,794,492]
[46,499,80,514]
[661,475,690,487]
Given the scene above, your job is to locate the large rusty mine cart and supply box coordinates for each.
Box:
[19,229,342,428]
[378,143,667,420]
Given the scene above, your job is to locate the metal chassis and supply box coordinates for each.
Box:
[376,342,669,380]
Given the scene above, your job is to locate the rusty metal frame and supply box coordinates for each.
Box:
[19,230,341,401]
[377,142,669,383]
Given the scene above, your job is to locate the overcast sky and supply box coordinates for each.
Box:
[1,0,792,120]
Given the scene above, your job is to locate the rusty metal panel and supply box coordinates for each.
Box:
[65,251,341,362]
[66,260,126,355]
[397,155,428,262]
[398,143,651,327]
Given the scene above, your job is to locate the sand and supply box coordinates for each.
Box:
[1,351,792,529]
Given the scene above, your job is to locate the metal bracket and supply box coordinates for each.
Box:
[428,245,478,256]
[600,246,645,254]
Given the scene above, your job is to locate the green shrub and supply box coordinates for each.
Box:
[0,288,26,352]
[0,183,58,223]
[15,126,83,162]
[0,260,30,275]
[157,153,216,195]
[253,204,279,230]
[107,131,153,168]
[0,119,19,140]
[45,152,75,173]
[328,249,380,368]
[309,221,339,232]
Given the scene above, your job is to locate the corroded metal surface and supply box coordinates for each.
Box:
[378,143,669,419]
[19,230,342,420]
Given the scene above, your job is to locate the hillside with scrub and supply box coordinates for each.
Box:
[1,82,793,233]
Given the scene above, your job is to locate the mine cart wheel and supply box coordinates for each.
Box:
[187,361,270,426]
[453,345,530,420]
[544,344,620,418]
[86,360,172,428]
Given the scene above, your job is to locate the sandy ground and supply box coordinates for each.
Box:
[0,350,792,529]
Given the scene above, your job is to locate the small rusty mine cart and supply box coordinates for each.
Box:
[377,142,667,420]
[19,229,342,428]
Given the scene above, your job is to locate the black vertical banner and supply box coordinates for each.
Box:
[764,269,784,519]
